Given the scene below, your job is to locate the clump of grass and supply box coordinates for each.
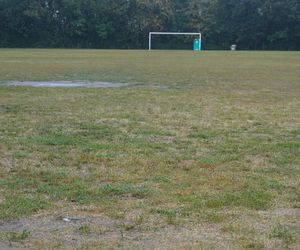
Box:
[25,133,86,146]
[188,130,217,142]
[0,105,21,113]
[0,168,155,220]
[78,225,91,235]
[99,183,152,198]
[197,156,216,165]
[152,208,177,225]
[270,223,295,247]
[6,230,31,244]
[200,211,224,223]
[147,176,173,185]
[205,190,272,210]
[243,176,283,191]
[12,151,29,159]
[244,242,264,250]
[0,196,49,221]
[123,214,146,231]
[79,123,121,140]
[152,208,176,217]
[185,190,272,211]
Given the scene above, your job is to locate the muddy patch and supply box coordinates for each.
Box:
[0,213,118,249]
[0,210,233,249]
[5,81,134,88]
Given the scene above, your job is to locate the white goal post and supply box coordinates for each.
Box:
[148,32,202,50]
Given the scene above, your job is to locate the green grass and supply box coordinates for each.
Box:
[0,196,49,221]
[270,223,296,247]
[0,49,299,249]
[6,230,31,244]
[78,225,91,236]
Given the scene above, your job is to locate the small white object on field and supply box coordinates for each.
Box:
[231,44,237,51]
[62,217,71,222]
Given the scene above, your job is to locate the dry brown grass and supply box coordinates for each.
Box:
[0,50,299,249]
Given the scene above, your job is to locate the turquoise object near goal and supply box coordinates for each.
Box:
[193,39,201,51]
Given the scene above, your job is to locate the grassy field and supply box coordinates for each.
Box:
[0,49,299,249]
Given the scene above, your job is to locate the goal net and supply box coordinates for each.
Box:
[148,32,202,51]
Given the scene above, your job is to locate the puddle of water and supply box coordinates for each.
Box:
[5,81,133,88]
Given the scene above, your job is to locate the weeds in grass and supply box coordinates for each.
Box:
[152,208,176,218]
[205,191,272,210]
[78,225,91,235]
[99,183,152,198]
[0,196,49,220]
[6,230,31,244]
[270,223,295,247]
[123,214,146,231]
[152,208,177,225]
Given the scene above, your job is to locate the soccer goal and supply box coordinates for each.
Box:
[148,32,202,51]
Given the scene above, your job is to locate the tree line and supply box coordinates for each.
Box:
[0,0,299,50]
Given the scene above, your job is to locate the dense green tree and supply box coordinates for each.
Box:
[0,0,299,49]
[126,0,175,48]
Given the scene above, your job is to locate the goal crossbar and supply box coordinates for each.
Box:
[149,32,202,50]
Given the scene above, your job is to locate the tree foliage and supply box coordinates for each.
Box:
[0,0,299,49]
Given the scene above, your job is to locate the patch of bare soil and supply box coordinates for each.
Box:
[259,208,300,218]
[0,212,117,249]
[1,207,299,249]
[0,211,231,249]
